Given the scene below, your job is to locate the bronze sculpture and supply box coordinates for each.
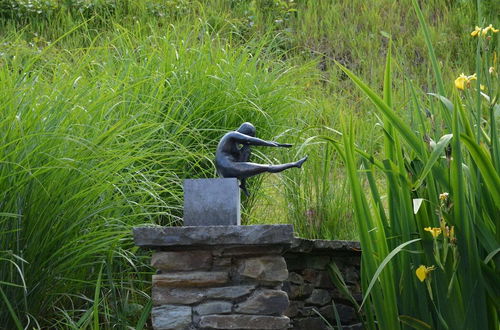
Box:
[215,122,307,196]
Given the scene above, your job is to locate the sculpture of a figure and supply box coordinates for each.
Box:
[215,122,307,196]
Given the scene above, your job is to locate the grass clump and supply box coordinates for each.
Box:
[0,15,306,328]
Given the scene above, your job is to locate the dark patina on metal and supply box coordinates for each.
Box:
[215,122,307,196]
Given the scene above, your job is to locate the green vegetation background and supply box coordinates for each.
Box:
[0,0,497,328]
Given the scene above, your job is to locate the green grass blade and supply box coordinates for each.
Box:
[384,40,393,108]
[359,238,421,310]
[336,62,426,158]
[451,94,488,329]
[0,287,23,330]
[399,315,432,329]
[460,134,500,206]
[135,299,152,330]
[93,262,104,330]
[484,248,500,264]
[413,134,452,189]
[312,307,337,329]
[328,263,361,311]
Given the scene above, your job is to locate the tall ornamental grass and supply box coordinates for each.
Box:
[0,19,303,328]
[326,1,499,329]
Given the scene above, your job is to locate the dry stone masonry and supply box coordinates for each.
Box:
[134,225,294,330]
[134,225,361,330]
[284,239,362,329]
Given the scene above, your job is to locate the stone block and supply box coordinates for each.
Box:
[153,271,228,287]
[153,287,205,305]
[319,304,357,324]
[301,268,318,283]
[151,251,212,271]
[235,289,289,315]
[288,272,304,285]
[293,317,329,330]
[153,285,256,305]
[285,255,331,271]
[285,256,304,271]
[204,285,256,299]
[198,315,290,329]
[194,301,233,315]
[284,300,304,318]
[285,283,314,300]
[317,305,334,322]
[306,256,331,270]
[237,256,288,282]
[133,225,294,248]
[290,238,361,254]
[305,289,331,306]
[213,245,285,256]
[183,178,240,226]
[212,257,232,269]
[302,269,334,289]
[298,306,317,317]
[342,265,360,284]
[152,305,192,329]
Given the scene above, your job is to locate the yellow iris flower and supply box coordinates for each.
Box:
[471,24,499,37]
[471,26,482,37]
[424,227,442,238]
[485,24,499,33]
[455,73,468,90]
[416,265,436,282]
[455,73,480,90]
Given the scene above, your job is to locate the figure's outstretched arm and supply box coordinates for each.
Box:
[231,132,292,148]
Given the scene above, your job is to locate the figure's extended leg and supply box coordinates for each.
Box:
[234,156,308,179]
[267,156,307,173]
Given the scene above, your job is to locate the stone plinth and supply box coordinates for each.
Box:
[133,227,363,330]
[133,224,294,248]
[133,225,294,330]
[183,178,240,226]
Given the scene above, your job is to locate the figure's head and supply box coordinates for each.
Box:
[237,122,256,137]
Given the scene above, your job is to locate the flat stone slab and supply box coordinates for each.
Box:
[235,289,289,315]
[289,238,361,255]
[194,301,233,315]
[237,256,288,282]
[151,251,212,271]
[183,178,240,226]
[153,285,256,305]
[152,305,192,329]
[133,224,294,248]
[153,272,229,287]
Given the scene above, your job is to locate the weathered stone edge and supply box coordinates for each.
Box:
[133,224,294,248]
[289,237,361,254]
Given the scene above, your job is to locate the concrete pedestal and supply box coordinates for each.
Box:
[183,178,240,226]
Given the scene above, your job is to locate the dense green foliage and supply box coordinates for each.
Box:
[0,0,497,328]
[324,2,499,329]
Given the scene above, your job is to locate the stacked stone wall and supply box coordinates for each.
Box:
[135,225,294,330]
[134,226,362,330]
[283,240,362,330]
[151,248,290,329]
